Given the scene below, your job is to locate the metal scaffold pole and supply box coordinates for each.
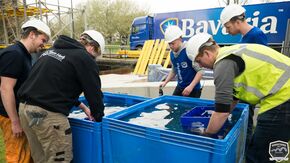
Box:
[57,0,61,31]
[23,0,27,21]
[38,0,42,20]
[0,0,9,44]
[12,0,19,39]
[70,0,75,38]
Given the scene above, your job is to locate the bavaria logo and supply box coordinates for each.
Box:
[181,62,188,68]
[160,18,179,35]
[269,140,289,162]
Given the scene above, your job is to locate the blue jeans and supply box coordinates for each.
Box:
[172,86,201,98]
[246,100,290,163]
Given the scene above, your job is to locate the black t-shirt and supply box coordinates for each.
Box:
[0,41,32,117]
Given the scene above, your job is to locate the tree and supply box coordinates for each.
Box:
[74,0,148,44]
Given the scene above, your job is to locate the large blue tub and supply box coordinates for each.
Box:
[69,92,150,163]
[102,95,249,163]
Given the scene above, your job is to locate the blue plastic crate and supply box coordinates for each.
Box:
[69,92,150,163]
[180,106,215,127]
[102,95,249,163]
[180,106,236,138]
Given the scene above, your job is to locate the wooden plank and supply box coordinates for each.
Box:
[137,40,154,75]
[163,50,171,68]
[157,42,168,65]
[146,39,160,74]
[152,40,164,64]
[133,41,149,74]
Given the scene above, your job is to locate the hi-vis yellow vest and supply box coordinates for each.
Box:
[215,44,290,114]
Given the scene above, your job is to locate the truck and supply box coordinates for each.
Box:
[129,1,290,52]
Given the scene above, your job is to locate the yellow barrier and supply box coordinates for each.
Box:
[163,50,171,68]
[117,50,141,58]
[152,40,165,64]
[133,41,150,74]
[146,39,160,74]
[157,41,168,65]
[133,39,170,75]
[137,40,154,75]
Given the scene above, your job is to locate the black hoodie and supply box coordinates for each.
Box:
[18,35,104,121]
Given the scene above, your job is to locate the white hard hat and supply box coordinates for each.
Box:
[164,25,183,43]
[220,4,246,25]
[21,19,51,39]
[82,30,105,53]
[186,33,212,61]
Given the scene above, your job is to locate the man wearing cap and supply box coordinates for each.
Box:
[186,33,290,163]
[220,4,268,45]
[0,19,50,163]
[17,30,105,162]
[160,26,202,98]
[220,4,268,154]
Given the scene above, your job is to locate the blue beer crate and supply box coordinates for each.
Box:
[102,95,249,163]
[180,106,215,127]
[180,106,237,139]
[69,92,150,163]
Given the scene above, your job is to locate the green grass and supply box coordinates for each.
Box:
[0,130,5,163]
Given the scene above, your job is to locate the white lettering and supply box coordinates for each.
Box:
[208,20,221,35]
[196,20,208,34]
[261,16,277,34]
[41,50,65,61]
[179,10,278,37]
[181,19,195,38]
[250,11,260,27]
[221,27,228,35]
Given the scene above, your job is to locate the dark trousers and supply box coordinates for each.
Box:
[246,100,290,163]
[172,86,201,98]
[239,100,255,154]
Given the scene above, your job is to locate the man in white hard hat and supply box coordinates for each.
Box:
[0,18,50,163]
[80,30,105,58]
[17,30,105,162]
[221,4,268,154]
[220,4,268,45]
[160,26,203,98]
[186,33,290,163]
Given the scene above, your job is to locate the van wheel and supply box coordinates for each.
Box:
[136,46,143,50]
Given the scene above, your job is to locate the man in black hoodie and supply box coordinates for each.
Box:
[17,32,105,162]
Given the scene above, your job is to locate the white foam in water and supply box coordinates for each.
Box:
[104,106,126,115]
[68,111,88,119]
[155,103,170,110]
[128,110,173,129]
[68,106,127,119]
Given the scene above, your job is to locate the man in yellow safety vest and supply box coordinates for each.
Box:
[186,33,290,163]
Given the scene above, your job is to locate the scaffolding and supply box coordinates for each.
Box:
[0,0,85,46]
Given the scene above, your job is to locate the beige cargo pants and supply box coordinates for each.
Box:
[19,103,73,163]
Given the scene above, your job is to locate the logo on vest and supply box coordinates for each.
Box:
[181,62,188,68]
[269,140,289,162]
